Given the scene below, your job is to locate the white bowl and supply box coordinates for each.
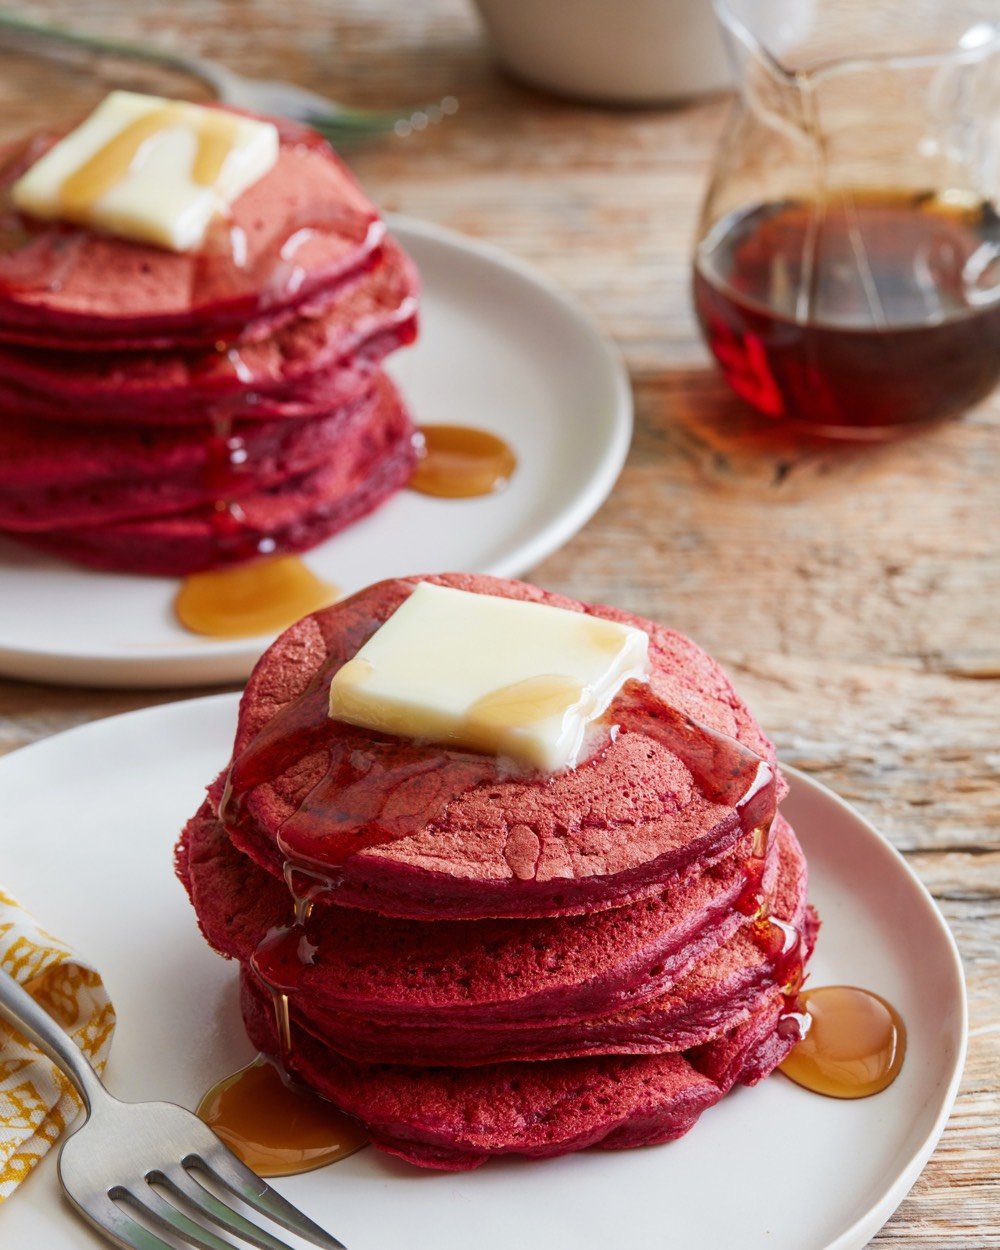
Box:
[471,0,732,104]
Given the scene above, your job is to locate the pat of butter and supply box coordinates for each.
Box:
[328,583,650,772]
[11,90,279,252]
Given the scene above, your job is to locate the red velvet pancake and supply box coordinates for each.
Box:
[0,113,384,349]
[0,240,418,425]
[210,574,782,920]
[15,371,416,575]
[179,801,778,1032]
[239,967,800,1171]
[260,822,816,1066]
[179,800,813,1066]
[0,377,393,532]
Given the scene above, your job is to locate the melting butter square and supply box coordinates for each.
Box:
[328,582,650,772]
[11,90,279,252]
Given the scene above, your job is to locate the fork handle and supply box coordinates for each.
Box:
[0,967,105,1113]
[0,8,219,87]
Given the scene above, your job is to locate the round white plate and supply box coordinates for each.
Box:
[0,696,966,1250]
[0,218,632,688]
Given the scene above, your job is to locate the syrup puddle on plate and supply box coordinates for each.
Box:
[174,555,338,639]
[173,425,515,639]
[410,425,517,498]
[779,985,906,1098]
[197,1055,368,1177]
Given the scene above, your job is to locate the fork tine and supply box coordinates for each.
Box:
[74,1194,178,1250]
[158,1166,300,1250]
[189,1150,346,1250]
[120,1186,247,1250]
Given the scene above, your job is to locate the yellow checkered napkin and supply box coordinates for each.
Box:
[0,888,115,1200]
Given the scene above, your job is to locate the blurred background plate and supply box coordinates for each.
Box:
[0,217,632,688]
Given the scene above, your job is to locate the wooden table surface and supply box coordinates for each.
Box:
[1,2,997,1244]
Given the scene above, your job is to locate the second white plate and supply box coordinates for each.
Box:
[0,217,632,688]
[0,695,967,1250]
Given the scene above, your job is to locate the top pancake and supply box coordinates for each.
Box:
[214,573,781,920]
[0,113,383,348]
[0,239,418,424]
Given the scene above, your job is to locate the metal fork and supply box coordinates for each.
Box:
[0,9,457,144]
[0,968,345,1250]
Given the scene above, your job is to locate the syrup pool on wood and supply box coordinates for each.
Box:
[197,1055,368,1177]
[409,425,517,497]
[779,985,906,1098]
[174,555,338,638]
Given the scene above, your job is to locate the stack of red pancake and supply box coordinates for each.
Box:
[0,114,419,575]
[176,573,818,1170]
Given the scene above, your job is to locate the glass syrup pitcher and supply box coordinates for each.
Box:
[693,0,1000,439]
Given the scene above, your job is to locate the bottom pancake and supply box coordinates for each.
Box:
[15,372,415,575]
[240,970,799,1171]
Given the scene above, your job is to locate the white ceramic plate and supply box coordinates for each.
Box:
[0,696,966,1250]
[0,218,632,689]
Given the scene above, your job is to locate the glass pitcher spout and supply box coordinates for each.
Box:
[717,0,1000,82]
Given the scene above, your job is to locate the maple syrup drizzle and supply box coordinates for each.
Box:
[755,913,805,998]
[465,680,582,735]
[197,1055,367,1177]
[778,986,906,1098]
[734,819,772,919]
[409,425,517,498]
[273,990,293,1061]
[203,410,249,502]
[174,556,339,639]
[60,106,239,221]
[284,861,332,927]
[612,681,776,828]
[195,407,277,570]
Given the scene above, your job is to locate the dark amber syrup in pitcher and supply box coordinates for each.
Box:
[693,190,1000,437]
